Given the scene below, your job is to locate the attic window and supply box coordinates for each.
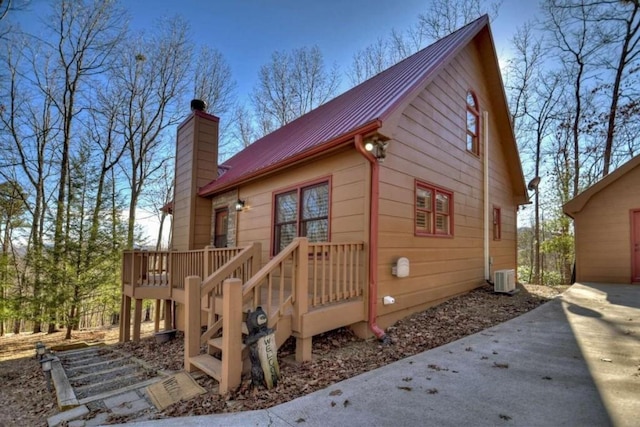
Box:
[466,91,479,155]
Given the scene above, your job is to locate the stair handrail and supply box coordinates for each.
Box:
[198,242,261,345]
[201,242,261,296]
[242,237,303,296]
[242,237,308,331]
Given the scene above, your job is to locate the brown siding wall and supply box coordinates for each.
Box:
[234,148,370,266]
[574,165,640,283]
[210,189,239,247]
[376,42,518,326]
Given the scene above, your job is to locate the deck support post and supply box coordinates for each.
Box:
[184,276,201,372]
[220,278,242,394]
[120,295,131,343]
[164,299,172,330]
[154,299,161,332]
[294,238,312,362]
[133,299,142,342]
[118,295,125,342]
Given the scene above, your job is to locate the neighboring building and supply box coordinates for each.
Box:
[120,15,528,392]
[563,155,640,284]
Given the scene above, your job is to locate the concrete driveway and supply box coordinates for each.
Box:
[124,282,640,427]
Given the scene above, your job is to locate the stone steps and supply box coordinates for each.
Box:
[47,346,169,426]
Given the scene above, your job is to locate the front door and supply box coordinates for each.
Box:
[214,208,229,248]
[633,210,640,283]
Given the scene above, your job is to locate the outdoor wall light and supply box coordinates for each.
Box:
[235,199,245,211]
[35,342,46,359]
[364,137,389,162]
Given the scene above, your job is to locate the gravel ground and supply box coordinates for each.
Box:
[0,282,567,426]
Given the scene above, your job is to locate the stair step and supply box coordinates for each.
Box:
[190,354,222,380]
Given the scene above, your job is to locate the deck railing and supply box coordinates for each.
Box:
[122,246,246,293]
[308,242,365,308]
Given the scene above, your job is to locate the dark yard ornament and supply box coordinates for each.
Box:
[245,306,280,389]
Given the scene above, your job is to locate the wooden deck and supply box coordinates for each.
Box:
[119,239,367,394]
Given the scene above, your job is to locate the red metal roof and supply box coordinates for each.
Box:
[199,15,489,197]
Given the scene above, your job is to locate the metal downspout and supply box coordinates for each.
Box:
[483,111,490,281]
[354,134,388,342]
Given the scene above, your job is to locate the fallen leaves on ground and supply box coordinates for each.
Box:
[160,283,566,419]
[0,283,567,425]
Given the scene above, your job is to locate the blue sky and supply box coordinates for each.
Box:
[14,1,540,104]
[124,0,539,101]
[11,0,540,242]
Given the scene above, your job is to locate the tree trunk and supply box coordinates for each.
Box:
[65,304,75,339]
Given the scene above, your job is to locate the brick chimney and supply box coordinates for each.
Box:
[171,100,219,250]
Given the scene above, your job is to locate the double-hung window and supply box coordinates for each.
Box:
[416,181,453,237]
[274,180,329,254]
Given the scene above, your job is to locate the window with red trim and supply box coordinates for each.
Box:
[416,181,453,236]
[493,207,501,240]
[274,181,329,253]
[466,91,479,155]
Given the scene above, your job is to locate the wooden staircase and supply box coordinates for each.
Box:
[181,237,366,394]
[189,313,293,383]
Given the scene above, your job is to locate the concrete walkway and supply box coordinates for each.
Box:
[122,282,639,427]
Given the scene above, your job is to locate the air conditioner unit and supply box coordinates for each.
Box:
[494,269,516,293]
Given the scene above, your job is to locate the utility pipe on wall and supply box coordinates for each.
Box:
[483,110,490,281]
[354,134,388,343]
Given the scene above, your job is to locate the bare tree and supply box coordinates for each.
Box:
[47,0,125,332]
[348,37,395,85]
[417,0,503,40]
[348,0,501,85]
[252,46,340,135]
[113,16,191,249]
[542,0,604,197]
[506,23,564,285]
[0,38,60,332]
[140,161,174,251]
[229,103,258,152]
[191,46,237,158]
[595,0,640,175]
[0,0,29,40]
[192,46,236,117]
